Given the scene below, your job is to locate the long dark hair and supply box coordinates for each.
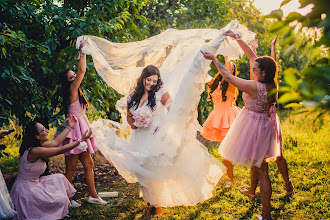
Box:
[209,62,237,102]
[128,65,163,111]
[19,121,47,162]
[59,69,89,116]
[255,56,278,104]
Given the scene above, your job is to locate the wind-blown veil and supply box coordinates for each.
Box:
[77,20,255,130]
[76,21,255,194]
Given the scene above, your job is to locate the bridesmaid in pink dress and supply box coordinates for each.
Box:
[57,38,107,205]
[202,33,281,219]
[201,56,240,188]
[10,116,92,220]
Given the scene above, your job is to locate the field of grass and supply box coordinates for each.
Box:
[1,110,329,219]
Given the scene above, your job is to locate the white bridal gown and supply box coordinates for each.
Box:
[78,20,255,207]
[0,170,16,218]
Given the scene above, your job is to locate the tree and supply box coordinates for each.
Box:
[267,0,330,114]
[0,0,151,127]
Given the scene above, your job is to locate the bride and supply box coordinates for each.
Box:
[78,20,255,214]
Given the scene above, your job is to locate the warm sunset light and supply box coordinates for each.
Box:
[253,0,314,16]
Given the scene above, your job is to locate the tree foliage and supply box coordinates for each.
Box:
[2,0,316,129]
[0,0,151,127]
[268,0,330,113]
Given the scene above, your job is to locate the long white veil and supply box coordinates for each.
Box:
[75,21,256,206]
[77,20,255,130]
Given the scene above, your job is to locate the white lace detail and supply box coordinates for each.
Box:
[88,20,255,207]
[155,88,168,101]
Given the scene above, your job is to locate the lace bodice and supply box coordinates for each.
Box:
[242,81,269,113]
[128,88,168,129]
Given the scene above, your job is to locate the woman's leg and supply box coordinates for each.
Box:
[248,166,259,195]
[223,159,234,182]
[79,152,98,198]
[275,155,293,193]
[65,154,79,183]
[255,162,272,218]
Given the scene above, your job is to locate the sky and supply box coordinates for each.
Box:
[252,0,314,16]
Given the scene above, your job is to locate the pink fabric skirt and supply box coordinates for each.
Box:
[58,115,98,156]
[10,174,76,220]
[201,105,240,142]
[219,107,281,168]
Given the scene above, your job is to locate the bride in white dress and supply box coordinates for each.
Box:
[77,20,256,213]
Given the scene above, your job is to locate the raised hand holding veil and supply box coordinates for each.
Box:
[76,20,256,206]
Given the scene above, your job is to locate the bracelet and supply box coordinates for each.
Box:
[77,137,82,143]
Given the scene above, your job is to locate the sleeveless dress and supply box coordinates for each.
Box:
[219,81,281,168]
[10,150,76,220]
[58,99,98,156]
[0,170,16,219]
[91,88,226,207]
[201,82,240,142]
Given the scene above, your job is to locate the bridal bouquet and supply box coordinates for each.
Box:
[133,106,152,128]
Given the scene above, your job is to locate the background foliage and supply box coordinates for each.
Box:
[1,0,326,128]
[267,0,330,115]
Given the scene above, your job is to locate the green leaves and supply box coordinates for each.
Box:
[266,9,283,20]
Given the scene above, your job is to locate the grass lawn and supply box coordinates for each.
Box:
[1,110,329,219]
[64,110,330,219]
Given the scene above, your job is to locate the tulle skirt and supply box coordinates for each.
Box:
[219,107,281,168]
[91,119,226,207]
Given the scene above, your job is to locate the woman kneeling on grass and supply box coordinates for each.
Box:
[10,116,92,220]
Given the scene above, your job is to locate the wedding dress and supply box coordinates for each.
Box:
[77,20,255,206]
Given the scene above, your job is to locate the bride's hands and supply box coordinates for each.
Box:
[201,51,216,61]
[130,124,138,130]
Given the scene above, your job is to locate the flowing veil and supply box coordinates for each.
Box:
[77,20,255,130]
[76,21,255,206]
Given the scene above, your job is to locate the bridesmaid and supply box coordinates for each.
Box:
[245,36,294,197]
[10,116,92,220]
[201,56,240,188]
[58,37,107,205]
[202,33,282,218]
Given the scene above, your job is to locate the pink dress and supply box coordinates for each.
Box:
[201,83,240,142]
[10,150,76,220]
[58,99,98,156]
[219,81,281,168]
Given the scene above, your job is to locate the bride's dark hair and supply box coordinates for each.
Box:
[128,65,163,111]
[209,62,237,102]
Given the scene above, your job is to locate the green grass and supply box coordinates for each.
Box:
[66,110,330,219]
[1,110,329,219]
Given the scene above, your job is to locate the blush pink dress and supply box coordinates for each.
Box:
[219,81,281,168]
[10,150,76,220]
[201,82,240,142]
[58,99,98,156]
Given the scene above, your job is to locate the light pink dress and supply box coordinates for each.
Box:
[10,150,76,220]
[58,99,98,156]
[219,81,281,168]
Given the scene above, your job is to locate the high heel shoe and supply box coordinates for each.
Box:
[240,188,256,201]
